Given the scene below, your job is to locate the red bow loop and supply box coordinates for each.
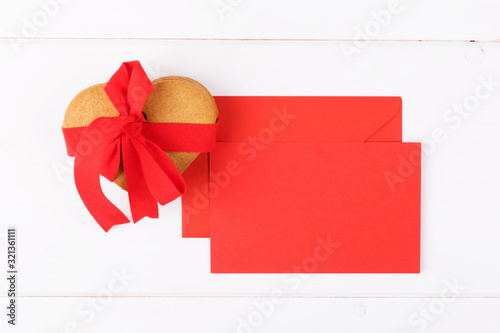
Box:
[104,61,155,118]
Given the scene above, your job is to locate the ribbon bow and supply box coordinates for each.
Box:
[63,61,218,231]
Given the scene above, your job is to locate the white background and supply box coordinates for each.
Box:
[1,0,500,332]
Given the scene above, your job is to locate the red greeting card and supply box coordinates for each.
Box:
[181,96,420,273]
[210,142,420,273]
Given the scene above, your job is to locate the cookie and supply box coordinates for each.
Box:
[63,76,218,190]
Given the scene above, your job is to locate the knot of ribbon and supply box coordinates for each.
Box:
[63,61,218,231]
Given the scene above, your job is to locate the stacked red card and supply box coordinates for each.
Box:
[182,97,421,273]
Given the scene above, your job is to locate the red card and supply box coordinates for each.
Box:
[210,142,421,273]
[182,96,403,237]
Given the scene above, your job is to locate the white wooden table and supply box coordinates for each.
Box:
[1,0,500,332]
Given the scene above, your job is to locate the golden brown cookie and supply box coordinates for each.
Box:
[63,76,218,190]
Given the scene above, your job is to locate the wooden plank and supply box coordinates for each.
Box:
[0,0,499,40]
[1,296,499,332]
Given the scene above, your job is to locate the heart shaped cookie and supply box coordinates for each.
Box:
[63,76,218,190]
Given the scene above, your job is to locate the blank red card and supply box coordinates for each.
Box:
[210,142,421,273]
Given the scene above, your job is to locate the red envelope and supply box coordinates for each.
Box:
[182,97,403,237]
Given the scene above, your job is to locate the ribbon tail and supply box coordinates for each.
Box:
[122,135,159,223]
[134,139,186,205]
[100,136,122,182]
[74,118,130,231]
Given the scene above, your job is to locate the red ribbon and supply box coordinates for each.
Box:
[62,61,218,231]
